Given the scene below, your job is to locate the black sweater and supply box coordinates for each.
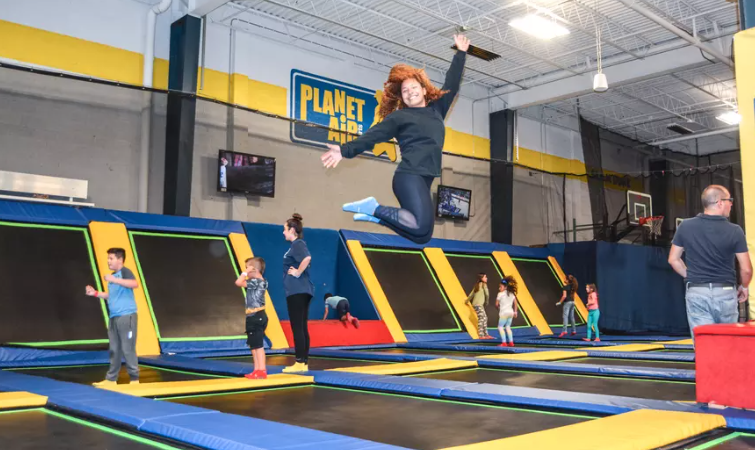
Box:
[339,51,467,177]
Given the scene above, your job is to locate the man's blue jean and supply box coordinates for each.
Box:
[686,284,738,340]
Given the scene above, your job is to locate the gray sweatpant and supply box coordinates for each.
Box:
[106,313,139,381]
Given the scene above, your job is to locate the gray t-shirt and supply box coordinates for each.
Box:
[245,278,268,313]
[672,214,748,284]
[325,295,347,309]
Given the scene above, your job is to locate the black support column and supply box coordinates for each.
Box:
[490,110,514,244]
[163,15,201,216]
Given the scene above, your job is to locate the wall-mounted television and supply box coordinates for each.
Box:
[218,150,276,197]
[436,185,471,221]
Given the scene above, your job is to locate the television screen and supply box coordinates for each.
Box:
[436,185,471,220]
[218,150,276,197]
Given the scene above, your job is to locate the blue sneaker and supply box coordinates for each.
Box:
[343,197,379,215]
[353,213,381,224]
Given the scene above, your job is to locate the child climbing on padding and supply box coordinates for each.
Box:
[496,276,519,347]
[584,283,600,342]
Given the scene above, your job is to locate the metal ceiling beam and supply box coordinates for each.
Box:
[614,0,734,67]
[191,0,232,16]
[649,126,739,145]
[253,0,525,87]
[389,0,582,75]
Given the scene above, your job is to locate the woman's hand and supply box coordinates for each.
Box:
[321,144,343,169]
[288,267,300,278]
[454,34,470,52]
[514,311,518,318]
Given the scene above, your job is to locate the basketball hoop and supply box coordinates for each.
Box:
[639,215,664,237]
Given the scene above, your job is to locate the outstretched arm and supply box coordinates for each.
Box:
[321,116,399,168]
[434,35,469,118]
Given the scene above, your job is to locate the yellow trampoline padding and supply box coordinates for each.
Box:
[660,339,693,346]
[548,257,589,323]
[441,409,726,450]
[423,248,478,339]
[346,240,406,343]
[89,221,161,356]
[492,252,551,335]
[0,391,47,409]
[228,233,288,350]
[98,374,313,397]
[477,351,588,361]
[329,358,478,375]
[590,343,664,352]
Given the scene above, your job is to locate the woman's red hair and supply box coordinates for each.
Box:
[379,64,447,119]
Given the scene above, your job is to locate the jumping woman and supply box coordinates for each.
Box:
[321,35,470,245]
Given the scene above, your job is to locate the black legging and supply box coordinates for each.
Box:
[374,172,434,244]
[286,293,312,363]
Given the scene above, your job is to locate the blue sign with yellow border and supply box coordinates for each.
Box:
[290,70,395,161]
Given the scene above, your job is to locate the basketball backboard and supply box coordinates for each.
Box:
[627,190,652,226]
[675,217,685,230]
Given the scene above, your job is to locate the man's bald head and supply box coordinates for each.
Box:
[701,185,732,217]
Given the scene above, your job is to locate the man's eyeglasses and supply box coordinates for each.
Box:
[721,198,734,204]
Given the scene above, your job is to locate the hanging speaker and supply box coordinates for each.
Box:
[593,73,608,93]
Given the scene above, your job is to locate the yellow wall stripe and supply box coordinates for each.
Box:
[88,222,161,356]
[735,28,755,322]
[0,20,144,85]
[441,409,725,450]
[423,248,478,339]
[492,252,552,335]
[548,256,589,322]
[346,241,406,343]
[228,233,288,350]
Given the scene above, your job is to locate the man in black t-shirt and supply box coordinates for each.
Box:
[668,185,752,337]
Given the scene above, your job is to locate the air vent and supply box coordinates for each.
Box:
[452,44,501,61]
[666,123,694,135]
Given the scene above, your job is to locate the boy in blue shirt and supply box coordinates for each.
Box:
[235,257,269,379]
[85,248,139,386]
[323,293,360,329]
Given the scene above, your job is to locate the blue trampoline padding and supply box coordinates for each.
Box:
[0,349,110,368]
[321,344,399,351]
[664,344,694,350]
[512,338,614,347]
[441,383,697,416]
[584,350,695,362]
[142,410,405,450]
[179,348,288,359]
[101,210,244,235]
[475,358,696,381]
[308,349,438,362]
[340,230,551,258]
[532,335,685,342]
[161,339,253,354]
[404,332,475,343]
[401,342,563,355]
[0,199,92,226]
[314,372,473,398]
[717,408,755,432]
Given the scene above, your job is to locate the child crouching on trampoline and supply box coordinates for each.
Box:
[323,293,360,329]
[496,276,519,347]
[235,257,269,380]
[584,283,600,342]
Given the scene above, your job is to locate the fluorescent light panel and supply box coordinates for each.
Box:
[716,111,742,125]
[509,14,570,40]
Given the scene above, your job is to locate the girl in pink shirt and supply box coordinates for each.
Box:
[584,284,600,342]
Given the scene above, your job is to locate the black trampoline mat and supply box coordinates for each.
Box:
[11,364,220,385]
[364,249,461,332]
[688,434,755,449]
[131,233,244,339]
[512,259,584,326]
[446,254,529,328]
[0,223,107,344]
[566,357,695,370]
[214,355,390,370]
[0,409,189,449]
[415,368,696,401]
[357,348,491,358]
[167,385,590,449]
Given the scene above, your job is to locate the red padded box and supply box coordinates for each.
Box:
[695,323,755,409]
[280,319,395,348]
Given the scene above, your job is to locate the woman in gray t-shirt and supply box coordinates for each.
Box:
[282,213,314,373]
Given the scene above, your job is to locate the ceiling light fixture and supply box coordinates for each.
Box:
[716,111,742,125]
[509,14,570,40]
